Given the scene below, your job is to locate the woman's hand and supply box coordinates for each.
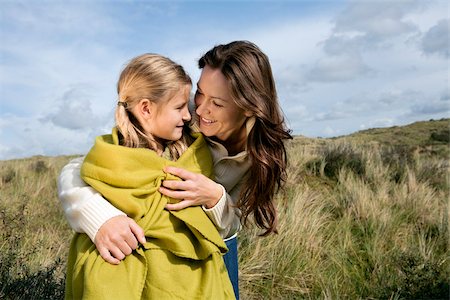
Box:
[160,166,223,210]
[94,215,146,265]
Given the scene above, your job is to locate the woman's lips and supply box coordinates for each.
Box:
[200,117,216,125]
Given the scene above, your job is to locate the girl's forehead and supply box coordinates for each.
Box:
[168,84,191,102]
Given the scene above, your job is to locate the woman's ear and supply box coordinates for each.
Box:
[244,110,253,118]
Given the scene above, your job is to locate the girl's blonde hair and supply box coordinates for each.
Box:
[115,53,193,159]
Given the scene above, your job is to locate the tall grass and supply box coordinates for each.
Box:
[0,125,448,299]
[239,140,449,299]
[0,156,74,299]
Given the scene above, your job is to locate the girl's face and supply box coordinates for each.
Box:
[146,85,191,142]
[194,66,251,143]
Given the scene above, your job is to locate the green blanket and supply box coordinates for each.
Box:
[65,128,235,299]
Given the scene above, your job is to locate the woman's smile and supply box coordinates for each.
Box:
[200,116,216,125]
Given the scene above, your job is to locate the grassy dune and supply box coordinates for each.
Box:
[1,119,449,299]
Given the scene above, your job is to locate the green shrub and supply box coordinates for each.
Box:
[430,129,450,143]
[318,143,366,180]
[376,251,449,299]
[30,160,49,174]
[380,145,416,183]
[1,168,16,184]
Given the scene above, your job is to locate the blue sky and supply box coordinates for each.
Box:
[0,0,448,160]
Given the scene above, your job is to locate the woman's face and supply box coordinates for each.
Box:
[194,66,251,143]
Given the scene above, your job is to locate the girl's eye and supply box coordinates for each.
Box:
[177,103,187,110]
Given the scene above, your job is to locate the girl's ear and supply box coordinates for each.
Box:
[137,99,155,119]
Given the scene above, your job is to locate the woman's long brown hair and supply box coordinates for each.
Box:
[199,41,292,236]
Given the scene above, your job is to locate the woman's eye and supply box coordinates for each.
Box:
[194,92,203,104]
[194,91,201,99]
[213,101,223,108]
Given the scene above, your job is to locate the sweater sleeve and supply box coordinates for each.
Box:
[57,157,126,242]
[202,184,241,239]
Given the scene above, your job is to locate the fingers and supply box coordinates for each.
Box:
[114,238,133,256]
[165,200,195,211]
[159,186,189,200]
[163,166,195,180]
[161,179,189,191]
[129,220,146,245]
[94,215,145,265]
[98,247,121,265]
[122,232,139,251]
[96,236,134,264]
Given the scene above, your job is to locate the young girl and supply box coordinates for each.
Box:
[64,54,234,299]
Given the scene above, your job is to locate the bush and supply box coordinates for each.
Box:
[0,198,65,299]
[0,260,65,300]
[376,251,450,299]
[380,145,415,183]
[1,168,15,184]
[30,160,48,174]
[430,129,450,143]
[310,143,366,181]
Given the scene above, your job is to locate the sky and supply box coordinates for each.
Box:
[0,0,449,160]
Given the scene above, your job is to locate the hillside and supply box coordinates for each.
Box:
[291,118,449,160]
[336,118,449,146]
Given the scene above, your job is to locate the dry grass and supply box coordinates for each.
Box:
[0,156,74,299]
[239,139,449,299]
[1,120,449,299]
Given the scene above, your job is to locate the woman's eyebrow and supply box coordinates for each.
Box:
[196,84,227,101]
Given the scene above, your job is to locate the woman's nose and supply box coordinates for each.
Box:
[195,100,208,116]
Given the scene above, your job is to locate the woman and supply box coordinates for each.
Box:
[58,41,292,299]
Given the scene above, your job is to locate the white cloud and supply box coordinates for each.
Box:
[305,0,438,85]
[332,0,422,40]
[323,126,339,137]
[43,86,110,130]
[370,118,396,128]
[0,112,113,160]
[440,89,450,102]
[409,101,450,116]
[307,53,373,82]
[319,0,424,63]
[421,19,450,58]
[358,118,396,132]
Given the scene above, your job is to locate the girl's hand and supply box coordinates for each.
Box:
[94,215,146,265]
[160,166,223,210]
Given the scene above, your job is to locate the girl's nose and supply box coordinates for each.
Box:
[183,107,191,122]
